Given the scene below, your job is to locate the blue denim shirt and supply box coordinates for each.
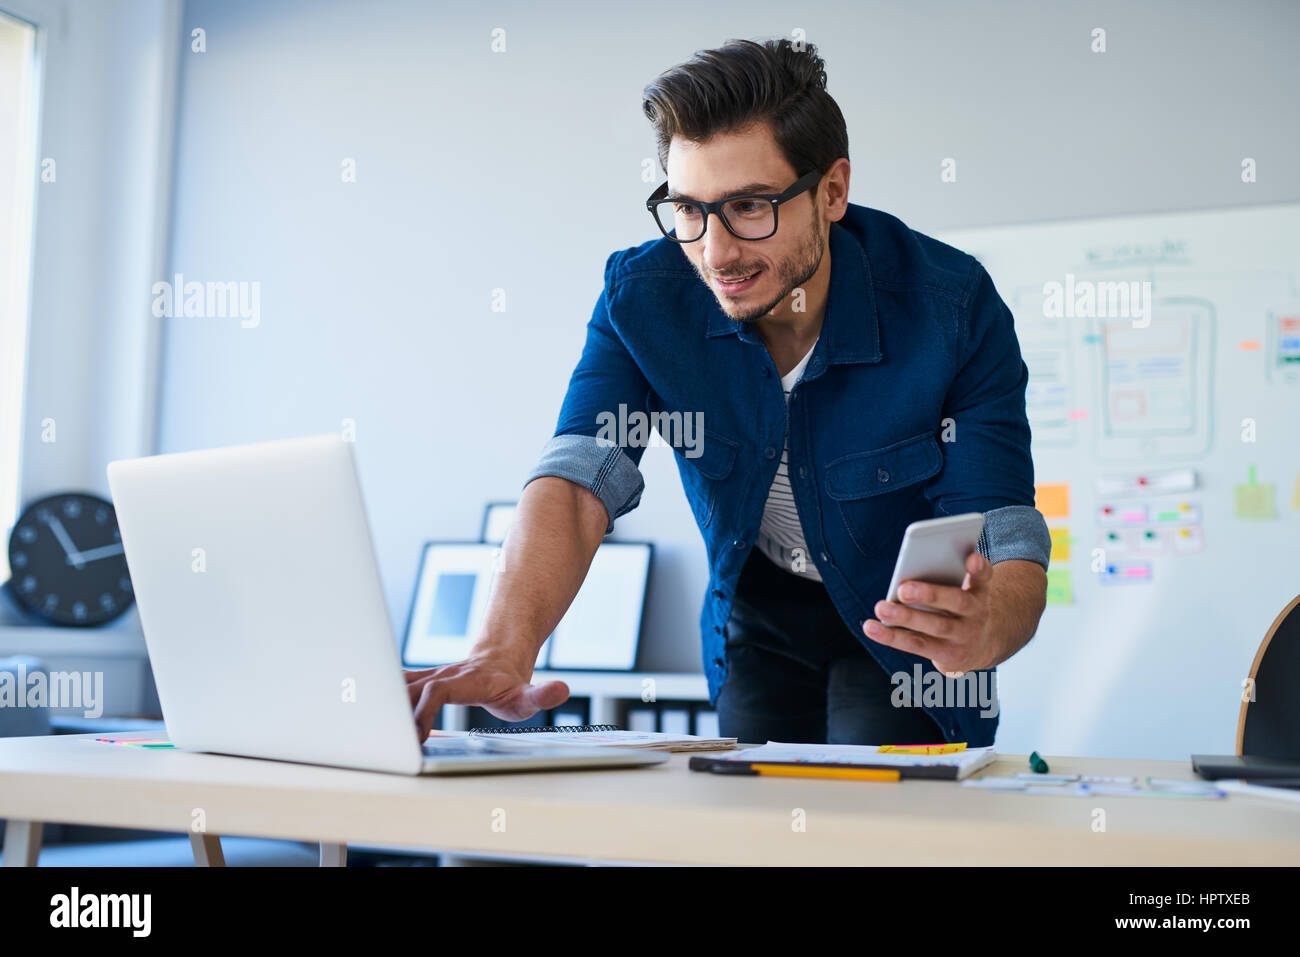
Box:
[524,203,1050,746]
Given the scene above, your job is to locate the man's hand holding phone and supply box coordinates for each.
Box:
[862,512,998,675]
[863,548,997,675]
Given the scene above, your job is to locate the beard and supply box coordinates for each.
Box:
[694,212,826,323]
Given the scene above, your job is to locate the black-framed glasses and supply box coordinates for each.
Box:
[645,169,822,243]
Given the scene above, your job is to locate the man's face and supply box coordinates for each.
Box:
[665,123,824,322]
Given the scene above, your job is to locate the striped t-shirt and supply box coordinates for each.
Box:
[755,340,821,581]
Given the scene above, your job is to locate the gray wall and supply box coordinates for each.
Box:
[159,0,1300,676]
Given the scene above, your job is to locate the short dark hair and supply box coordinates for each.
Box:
[641,38,849,192]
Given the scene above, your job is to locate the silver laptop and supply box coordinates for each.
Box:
[106,435,667,776]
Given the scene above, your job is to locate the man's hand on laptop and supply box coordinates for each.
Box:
[406,652,570,740]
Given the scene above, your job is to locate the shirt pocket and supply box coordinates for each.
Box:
[824,430,943,558]
[679,428,739,529]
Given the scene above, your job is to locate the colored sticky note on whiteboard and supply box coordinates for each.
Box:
[1234,483,1276,519]
[1035,483,1069,518]
[1049,528,1071,561]
[1045,568,1072,604]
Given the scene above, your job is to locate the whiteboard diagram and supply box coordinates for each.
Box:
[1093,298,1214,462]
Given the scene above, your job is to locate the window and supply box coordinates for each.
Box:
[0,9,38,579]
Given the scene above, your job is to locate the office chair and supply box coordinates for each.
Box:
[1236,593,1300,759]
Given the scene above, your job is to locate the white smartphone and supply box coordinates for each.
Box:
[885,513,985,612]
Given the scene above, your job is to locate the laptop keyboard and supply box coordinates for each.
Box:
[421,737,533,758]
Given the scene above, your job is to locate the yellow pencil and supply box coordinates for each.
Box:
[748,763,901,782]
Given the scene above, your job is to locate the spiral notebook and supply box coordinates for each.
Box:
[467,724,737,752]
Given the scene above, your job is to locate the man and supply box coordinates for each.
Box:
[406,38,1049,747]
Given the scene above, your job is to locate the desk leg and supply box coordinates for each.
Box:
[189,833,226,867]
[2,820,43,866]
[319,842,347,867]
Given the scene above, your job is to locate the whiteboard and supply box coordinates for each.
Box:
[937,203,1300,759]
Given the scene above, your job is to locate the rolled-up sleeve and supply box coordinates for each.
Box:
[976,504,1050,568]
[523,435,644,534]
[925,260,1051,570]
[522,251,650,534]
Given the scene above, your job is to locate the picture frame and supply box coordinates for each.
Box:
[400,541,501,667]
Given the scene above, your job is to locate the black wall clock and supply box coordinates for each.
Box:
[6,492,135,626]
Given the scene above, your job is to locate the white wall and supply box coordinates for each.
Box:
[0,11,38,553]
[156,0,1300,744]
[3,0,179,639]
[15,0,179,493]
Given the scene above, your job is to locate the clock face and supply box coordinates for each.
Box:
[7,492,135,626]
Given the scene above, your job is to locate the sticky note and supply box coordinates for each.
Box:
[1292,476,1300,511]
[1235,466,1276,519]
[877,743,967,755]
[1035,482,1069,518]
[1049,527,1071,561]
[1236,484,1276,519]
[1045,568,1072,604]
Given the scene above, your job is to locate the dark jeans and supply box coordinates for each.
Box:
[716,548,945,746]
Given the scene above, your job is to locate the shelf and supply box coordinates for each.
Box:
[0,625,148,659]
[531,670,708,700]
[441,671,712,731]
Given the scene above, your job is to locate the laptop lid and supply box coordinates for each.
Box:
[108,435,425,775]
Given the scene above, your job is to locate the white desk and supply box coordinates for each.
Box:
[1,733,1298,866]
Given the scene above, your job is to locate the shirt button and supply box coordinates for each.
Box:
[764,446,777,460]
[877,468,890,484]
[798,466,807,479]
[820,551,830,563]
[731,538,745,549]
